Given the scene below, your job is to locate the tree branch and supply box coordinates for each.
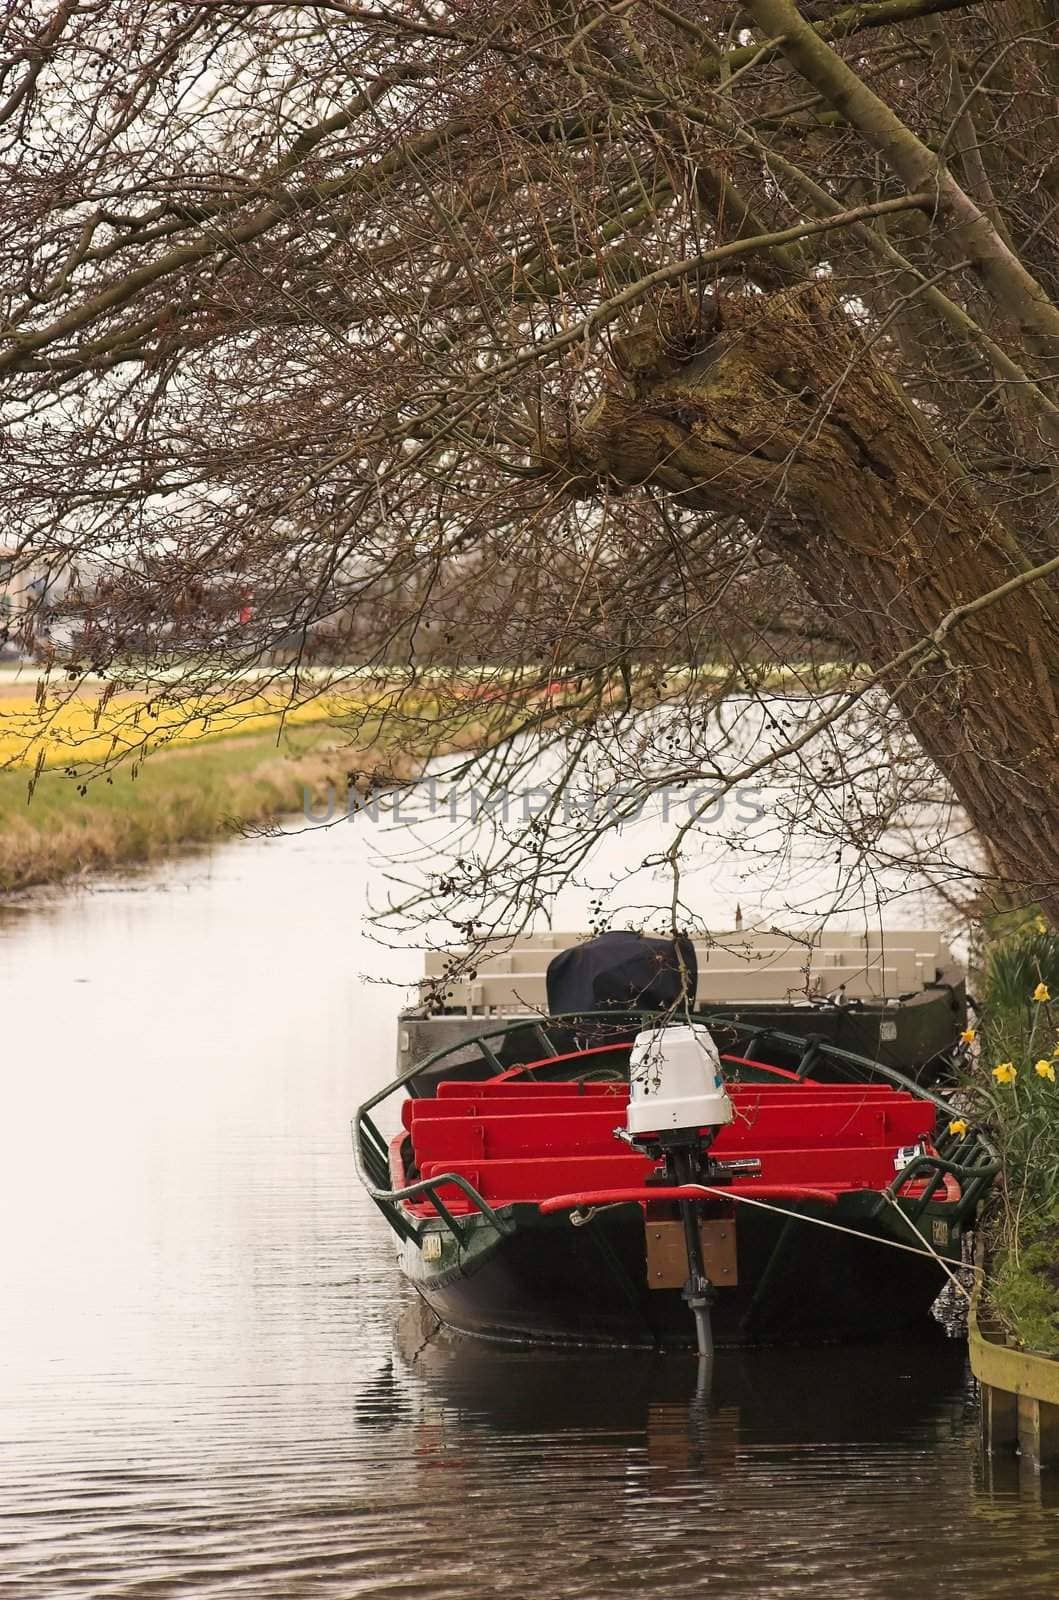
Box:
[742,0,1059,376]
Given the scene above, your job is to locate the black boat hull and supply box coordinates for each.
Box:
[400,1196,956,1350]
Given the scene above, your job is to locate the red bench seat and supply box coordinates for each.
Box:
[432,1078,906,1101]
[436,1079,629,1098]
[410,1101,933,1162]
[399,1075,944,1218]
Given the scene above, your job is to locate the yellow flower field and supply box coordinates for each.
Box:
[0,657,847,773]
[0,682,372,770]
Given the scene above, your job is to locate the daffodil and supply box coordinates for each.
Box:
[1034,982,1051,1003]
[1036,1060,1057,1082]
[993,1062,1018,1084]
[960,1028,976,1045]
[948,1119,969,1137]
[1037,916,1049,934]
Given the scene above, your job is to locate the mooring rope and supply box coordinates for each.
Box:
[878,1189,976,1303]
[568,1183,981,1302]
[684,1184,980,1301]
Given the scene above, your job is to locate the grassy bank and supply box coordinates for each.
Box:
[962,922,1059,1355]
[0,729,400,894]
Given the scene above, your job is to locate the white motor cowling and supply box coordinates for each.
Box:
[626,1023,733,1137]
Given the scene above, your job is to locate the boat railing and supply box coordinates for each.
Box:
[353,1009,998,1251]
[351,1086,515,1249]
[351,1150,515,1250]
[884,1145,1000,1227]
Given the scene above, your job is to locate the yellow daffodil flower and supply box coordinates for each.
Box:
[1036,1060,1057,1082]
[1036,916,1048,934]
[948,1119,969,1137]
[993,1062,1018,1084]
[960,1028,976,1045]
[1034,982,1051,1003]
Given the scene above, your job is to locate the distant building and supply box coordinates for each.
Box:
[0,547,30,657]
[0,548,81,658]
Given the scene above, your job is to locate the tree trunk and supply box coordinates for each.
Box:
[550,283,1059,913]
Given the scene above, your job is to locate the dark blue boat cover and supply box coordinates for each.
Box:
[545,931,698,1015]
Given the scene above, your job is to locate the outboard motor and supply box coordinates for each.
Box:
[627,1023,732,1142]
[622,1023,733,1361]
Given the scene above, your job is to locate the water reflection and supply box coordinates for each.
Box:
[391,1301,970,1442]
[359,1311,1052,1600]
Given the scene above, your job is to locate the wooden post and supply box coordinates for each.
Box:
[1017,1395,1059,1470]
[981,1381,1018,1455]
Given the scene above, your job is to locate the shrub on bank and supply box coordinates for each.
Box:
[964,921,1059,1355]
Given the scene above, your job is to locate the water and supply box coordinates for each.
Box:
[1,821,1057,1599]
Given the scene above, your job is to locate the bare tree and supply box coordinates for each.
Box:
[3,0,1058,923]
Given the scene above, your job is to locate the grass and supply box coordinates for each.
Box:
[0,728,400,894]
[0,686,493,893]
[0,667,494,891]
[990,1225,1059,1356]
[963,917,1059,1355]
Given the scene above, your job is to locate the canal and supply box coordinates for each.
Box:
[2,817,1059,1597]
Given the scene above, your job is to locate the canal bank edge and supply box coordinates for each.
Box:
[971,1247,1059,1470]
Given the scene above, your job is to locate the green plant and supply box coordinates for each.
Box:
[990,1221,1059,1358]
[965,921,1059,1350]
[983,925,1059,1016]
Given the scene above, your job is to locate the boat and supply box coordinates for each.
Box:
[355,933,997,1351]
[398,927,969,1091]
